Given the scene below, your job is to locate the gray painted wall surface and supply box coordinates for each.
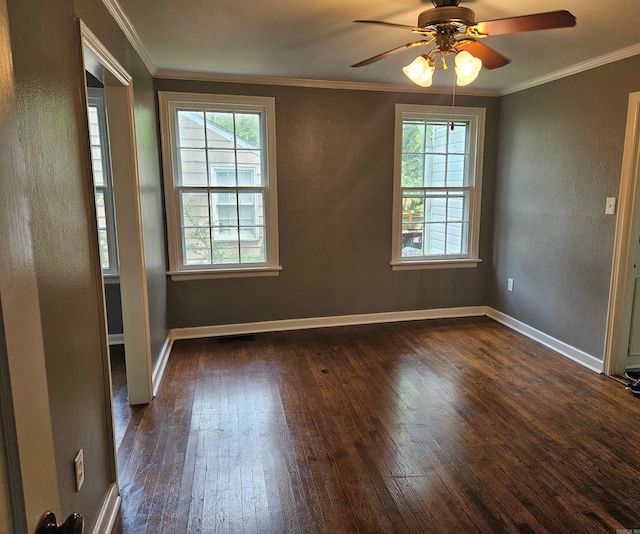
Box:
[105,283,123,335]
[75,0,168,368]
[155,80,500,328]
[490,56,640,359]
[7,0,113,526]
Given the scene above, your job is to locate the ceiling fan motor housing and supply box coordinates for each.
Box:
[418,6,476,28]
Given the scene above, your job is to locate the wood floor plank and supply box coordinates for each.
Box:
[110,317,640,533]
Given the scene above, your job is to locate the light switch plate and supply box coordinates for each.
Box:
[606,197,616,215]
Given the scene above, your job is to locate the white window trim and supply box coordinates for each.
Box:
[88,88,119,277]
[391,104,485,270]
[159,91,281,280]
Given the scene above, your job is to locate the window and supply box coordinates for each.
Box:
[87,88,119,276]
[391,105,485,270]
[159,92,280,280]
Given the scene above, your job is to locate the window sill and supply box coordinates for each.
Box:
[390,258,482,271]
[167,266,283,281]
[103,274,120,285]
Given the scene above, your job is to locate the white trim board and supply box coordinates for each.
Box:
[170,306,487,340]
[101,0,156,75]
[154,70,500,97]
[485,308,603,374]
[500,43,640,96]
[155,307,602,401]
[152,335,173,398]
[91,482,121,534]
[108,333,124,346]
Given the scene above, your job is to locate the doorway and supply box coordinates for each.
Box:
[81,19,153,444]
[604,91,640,375]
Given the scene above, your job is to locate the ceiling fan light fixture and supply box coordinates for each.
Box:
[455,50,482,86]
[403,55,436,87]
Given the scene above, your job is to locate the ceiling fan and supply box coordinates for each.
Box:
[351,0,576,86]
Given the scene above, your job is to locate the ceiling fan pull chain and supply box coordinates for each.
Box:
[451,74,456,131]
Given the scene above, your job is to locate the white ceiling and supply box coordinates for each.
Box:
[115,0,640,94]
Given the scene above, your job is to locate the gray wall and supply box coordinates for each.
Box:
[155,80,500,328]
[490,56,640,359]
[6,0,114,526]
[75,0,168,368]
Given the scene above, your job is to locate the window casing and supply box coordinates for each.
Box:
[87,89,119,277]
[391,105,485,270]
[159,92,280,280]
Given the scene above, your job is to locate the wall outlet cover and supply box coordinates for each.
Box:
[74,449,84,492]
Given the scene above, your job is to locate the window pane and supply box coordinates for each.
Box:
[402,223,423,255]
[241,227,265,263]
[212,239,240,264]
[212,192,238,228]
[446,223,467,254]
[98,229,110,269]
[402,120,425,153]
[236,150,262,185]
[426,194,446,223]
[235,113,261,149]
[208,150,236,185]
[177,110,206,148]
[401,154,423,187]
[424,223,446,255]
[448,123,468,153]
[424,154,446,187]
[206,112,235,148]
[183,228,212,265]
[402,194,424,223]
[428,122,448,152]
[181,191,210,227]
[447,195,465,222]
[179,149,207,186]
[238,170,255,186]
[239,191,263,224]
[95,190,107,229]
[446,155,466,187]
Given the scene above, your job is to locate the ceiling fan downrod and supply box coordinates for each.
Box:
[431,0,462,7]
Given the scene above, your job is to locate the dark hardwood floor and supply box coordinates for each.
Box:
[110,317,640,533]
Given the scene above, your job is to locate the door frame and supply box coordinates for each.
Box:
[80,21,154,407]
[604,91,640,375]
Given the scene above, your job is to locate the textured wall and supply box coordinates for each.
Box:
[6,0,113,526]
[155,80,500,328]
[490,56,640,359]
[74,0,168,368]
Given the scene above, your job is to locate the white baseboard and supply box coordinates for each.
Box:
[108,333,124,346]
[152,334,173,398]
[485,308,603,373]
[92,482,121,534]
[170,306,488,340]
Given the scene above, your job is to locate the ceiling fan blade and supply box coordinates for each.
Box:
[351,39,434,67]
[474,10,576,36]
[456,40,510,69]
[354,20,428,33]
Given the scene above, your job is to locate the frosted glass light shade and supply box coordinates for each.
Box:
[455,50,482,86]
[403,56,435,87]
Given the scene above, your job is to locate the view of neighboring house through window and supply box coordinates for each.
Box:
[87,88,118,276]
[392,104,485,269]
[159,92,280,278]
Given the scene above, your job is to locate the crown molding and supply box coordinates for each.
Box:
[501,42,640,96]
[101,0,156,75]
[154,69,501,97]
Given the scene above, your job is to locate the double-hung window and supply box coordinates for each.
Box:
[87,88,119,277]
[391,104,485,270]
[159,92,280,279]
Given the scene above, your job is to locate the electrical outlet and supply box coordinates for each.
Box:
[74,449,84,492]
[507,278,514,292]
[606,197,616,215]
